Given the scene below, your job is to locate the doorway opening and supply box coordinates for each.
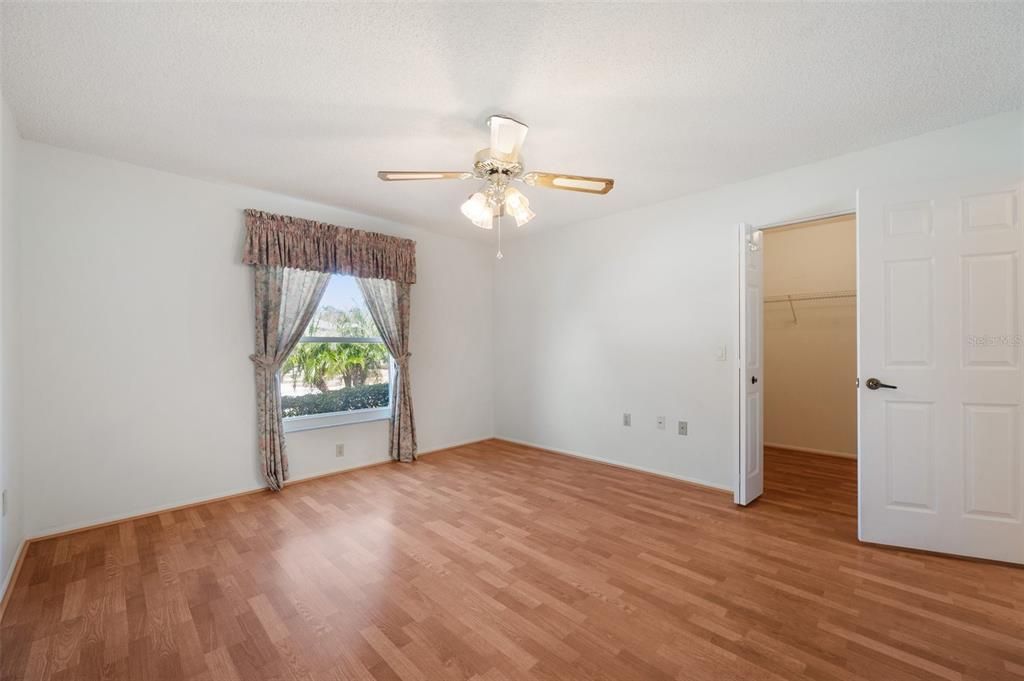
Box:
[740,176,1023,564]
[761,215,858,517]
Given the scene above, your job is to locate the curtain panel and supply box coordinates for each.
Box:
[243,209,417,284]
[251,266,331,490]
[357,278,417,462]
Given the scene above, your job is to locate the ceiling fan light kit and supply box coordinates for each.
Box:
[378,114,614,257]
[460,192,493,229]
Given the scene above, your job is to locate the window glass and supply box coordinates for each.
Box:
[281,276,390,418]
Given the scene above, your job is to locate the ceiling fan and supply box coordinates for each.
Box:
[378,115,614,257]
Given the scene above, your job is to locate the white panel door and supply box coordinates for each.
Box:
[859,177,1024,563]
[737,224,764,505]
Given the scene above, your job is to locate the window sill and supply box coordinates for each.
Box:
[283,407,392,433]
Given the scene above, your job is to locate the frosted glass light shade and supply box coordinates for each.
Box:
[504,187,535,226]
[460,192,493,228]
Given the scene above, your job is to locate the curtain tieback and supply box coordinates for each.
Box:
[249,353,278,369]
[396,353,412,370]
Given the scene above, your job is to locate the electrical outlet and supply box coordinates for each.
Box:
[335,444,345,458]
[678,421,688,436]
[1,489,6,517]
[657,416,666,430]
[623,412,631,427]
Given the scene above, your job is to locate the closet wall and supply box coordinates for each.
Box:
[763,215,857,458]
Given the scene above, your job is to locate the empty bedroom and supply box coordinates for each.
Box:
[1,3,1023,681]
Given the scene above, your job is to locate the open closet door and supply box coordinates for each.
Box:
[737,223,764,505]
[858,176,1024,563]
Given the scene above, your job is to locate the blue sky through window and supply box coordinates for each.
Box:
[320,275,367,313]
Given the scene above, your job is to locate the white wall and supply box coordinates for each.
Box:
[763,217,857,457]
[17,142,495,536]
[494,110,1024,491]
[0,89,25,589]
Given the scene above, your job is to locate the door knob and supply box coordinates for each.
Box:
[865,378,897,390]
[751,376,758,385]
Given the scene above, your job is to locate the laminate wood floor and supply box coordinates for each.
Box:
[2,440,1022,680]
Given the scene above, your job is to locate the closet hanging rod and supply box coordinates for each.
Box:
[764,289,856,303]
[764,289,855,324]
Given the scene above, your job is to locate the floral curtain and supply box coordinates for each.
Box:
[251,265,331,490]
[243,209,418,488]
[357,278,417,462]
[243,209,416,283]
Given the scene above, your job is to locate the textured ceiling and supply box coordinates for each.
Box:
[2,2,1023,240]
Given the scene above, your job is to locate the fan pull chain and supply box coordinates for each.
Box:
[496,213,504,260]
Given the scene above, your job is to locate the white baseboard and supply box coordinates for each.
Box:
[28,436,494,541]
[495,437,733,493]
[0,539,28,620]
[419,436,495,457]
[4,436,494,610]
[765,442,856,460]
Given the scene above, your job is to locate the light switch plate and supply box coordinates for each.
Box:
[657,416,666,430]
[623,413,631,427]
[335,444,345,458]
[678,421,688,436]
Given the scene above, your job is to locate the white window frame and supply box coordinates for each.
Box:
[282,333,395,433]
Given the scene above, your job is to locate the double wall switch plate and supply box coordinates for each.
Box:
[678,421,688,436]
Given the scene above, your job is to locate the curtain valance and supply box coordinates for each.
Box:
[242,209,417,284]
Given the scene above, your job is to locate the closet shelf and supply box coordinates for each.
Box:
[764,289,856,324]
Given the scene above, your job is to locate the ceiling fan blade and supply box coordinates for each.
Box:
[522,172,614,195]
[377,171,472,181]
[487,115,529,163]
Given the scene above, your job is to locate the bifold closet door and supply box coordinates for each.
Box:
[737,223,764,506]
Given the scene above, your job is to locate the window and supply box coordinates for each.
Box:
[281,275,392,431]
